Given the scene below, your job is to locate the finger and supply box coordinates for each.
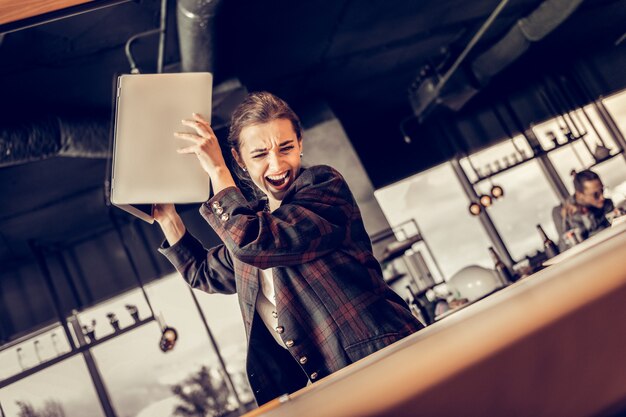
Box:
[181,119,211,138]
[174,132,202,142]
[176,145,198,154]
[192,112,210,126]
[193,113,217,137]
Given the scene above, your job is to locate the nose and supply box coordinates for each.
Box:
[267,150,282,171]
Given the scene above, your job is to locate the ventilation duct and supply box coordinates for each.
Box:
[0,116,110,168]
[176,0,222,73]
[0,0,244,168]
[472,0,585,85]
[410,0,585,118]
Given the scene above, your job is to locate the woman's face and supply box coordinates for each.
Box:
[233,118,303,204]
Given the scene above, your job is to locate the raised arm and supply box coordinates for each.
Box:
[155,204,236,294]
[201,166,355,269]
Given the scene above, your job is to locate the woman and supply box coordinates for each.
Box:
[155,92,422,405]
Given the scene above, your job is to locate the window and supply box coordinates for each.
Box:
[0,356,105,417]
[375,163,493,279]
[90,274,252,417]
[474,160,561,260]
[1,274,253,417]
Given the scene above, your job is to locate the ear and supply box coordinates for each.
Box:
[298,137,303,154]
[231,148,245,170]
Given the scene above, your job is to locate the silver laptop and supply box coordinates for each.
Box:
[110,72,213,223]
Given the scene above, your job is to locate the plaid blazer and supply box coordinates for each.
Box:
[159,165,422,405]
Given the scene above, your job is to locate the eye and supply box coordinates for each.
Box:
[252,152,267,159]
[281,146,294,153]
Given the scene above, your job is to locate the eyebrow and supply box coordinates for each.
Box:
[250,139,295,154]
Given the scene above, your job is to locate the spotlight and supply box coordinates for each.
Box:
[82,319,97,342]
[159,326,178,352]
[469,202,482,216]
[106,313,120,332]
[479,194,493,207]
[490,185,504,199]
[125,304,139,322]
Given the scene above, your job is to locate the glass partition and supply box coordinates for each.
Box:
[375,163,493,278]
[0,356,105,417]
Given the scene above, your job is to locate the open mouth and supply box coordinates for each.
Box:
[265,171,290,187]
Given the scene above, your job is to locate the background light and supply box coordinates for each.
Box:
[479,194,493,207]
[491,184,504,199]
[469,202,482,216]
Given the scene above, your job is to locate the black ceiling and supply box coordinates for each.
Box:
[1,0,625,267]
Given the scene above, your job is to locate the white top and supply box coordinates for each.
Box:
[256,268,287,348]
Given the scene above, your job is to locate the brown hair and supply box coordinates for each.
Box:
[227,92,303,193]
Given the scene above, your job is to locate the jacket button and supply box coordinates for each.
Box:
[211,201,221,209]
[275,326,284,334]
[272,311,278,319]
[220,213,230,221]
[310,372,318,380]
[285,340,294,348]
[299,356,308,365]
[215,206,224,215]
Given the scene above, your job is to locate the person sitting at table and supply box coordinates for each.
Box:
[552,169,615,249]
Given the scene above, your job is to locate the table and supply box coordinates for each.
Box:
[244,220,626,417]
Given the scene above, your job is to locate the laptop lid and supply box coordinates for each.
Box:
[110,72,213,222]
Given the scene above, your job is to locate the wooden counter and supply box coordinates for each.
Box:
[245,221,626,417]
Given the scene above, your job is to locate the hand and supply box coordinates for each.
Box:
[153,203,178,225]
[562,201,584,217]
[174,113,236,194]
[175,113,228,178]
[153,204,186,245]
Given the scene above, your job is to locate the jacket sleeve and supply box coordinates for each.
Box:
[158,230,237,294]
[200,166,354,269]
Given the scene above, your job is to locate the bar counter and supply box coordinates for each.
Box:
[245,221,626,417]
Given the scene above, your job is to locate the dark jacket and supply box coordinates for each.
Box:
[552,196,614,249]
[159,165,422,405]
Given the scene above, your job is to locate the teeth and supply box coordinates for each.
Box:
[267,172,288,181]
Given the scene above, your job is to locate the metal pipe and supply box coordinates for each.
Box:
[157,0,168,74]
[438,119,516,267]
[124,28,162,74]
[543,82,584,139]
[177,0,223,73]
[450,157,516,268]
[537,88,572,138]
[435,0,511,95]
[55,250,84,310]
[547,78,592,145]
[504,101,569,202]
[493,104,526,158]
[187,287,244,413]
[109,212,156,320]
[570,70,626,160]
[28,241,77,351]
[67,247,95,304]
[133,220,163,277]
[67,313,118,417]
[595,99,626,155]
[555,76,606,148]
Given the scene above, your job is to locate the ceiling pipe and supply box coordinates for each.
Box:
[471,0,584,85]
[409,0,585,119]
[0,116,110,168]
[176,0,223,73]
[0,0,240,168]
[176,0,248,129]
